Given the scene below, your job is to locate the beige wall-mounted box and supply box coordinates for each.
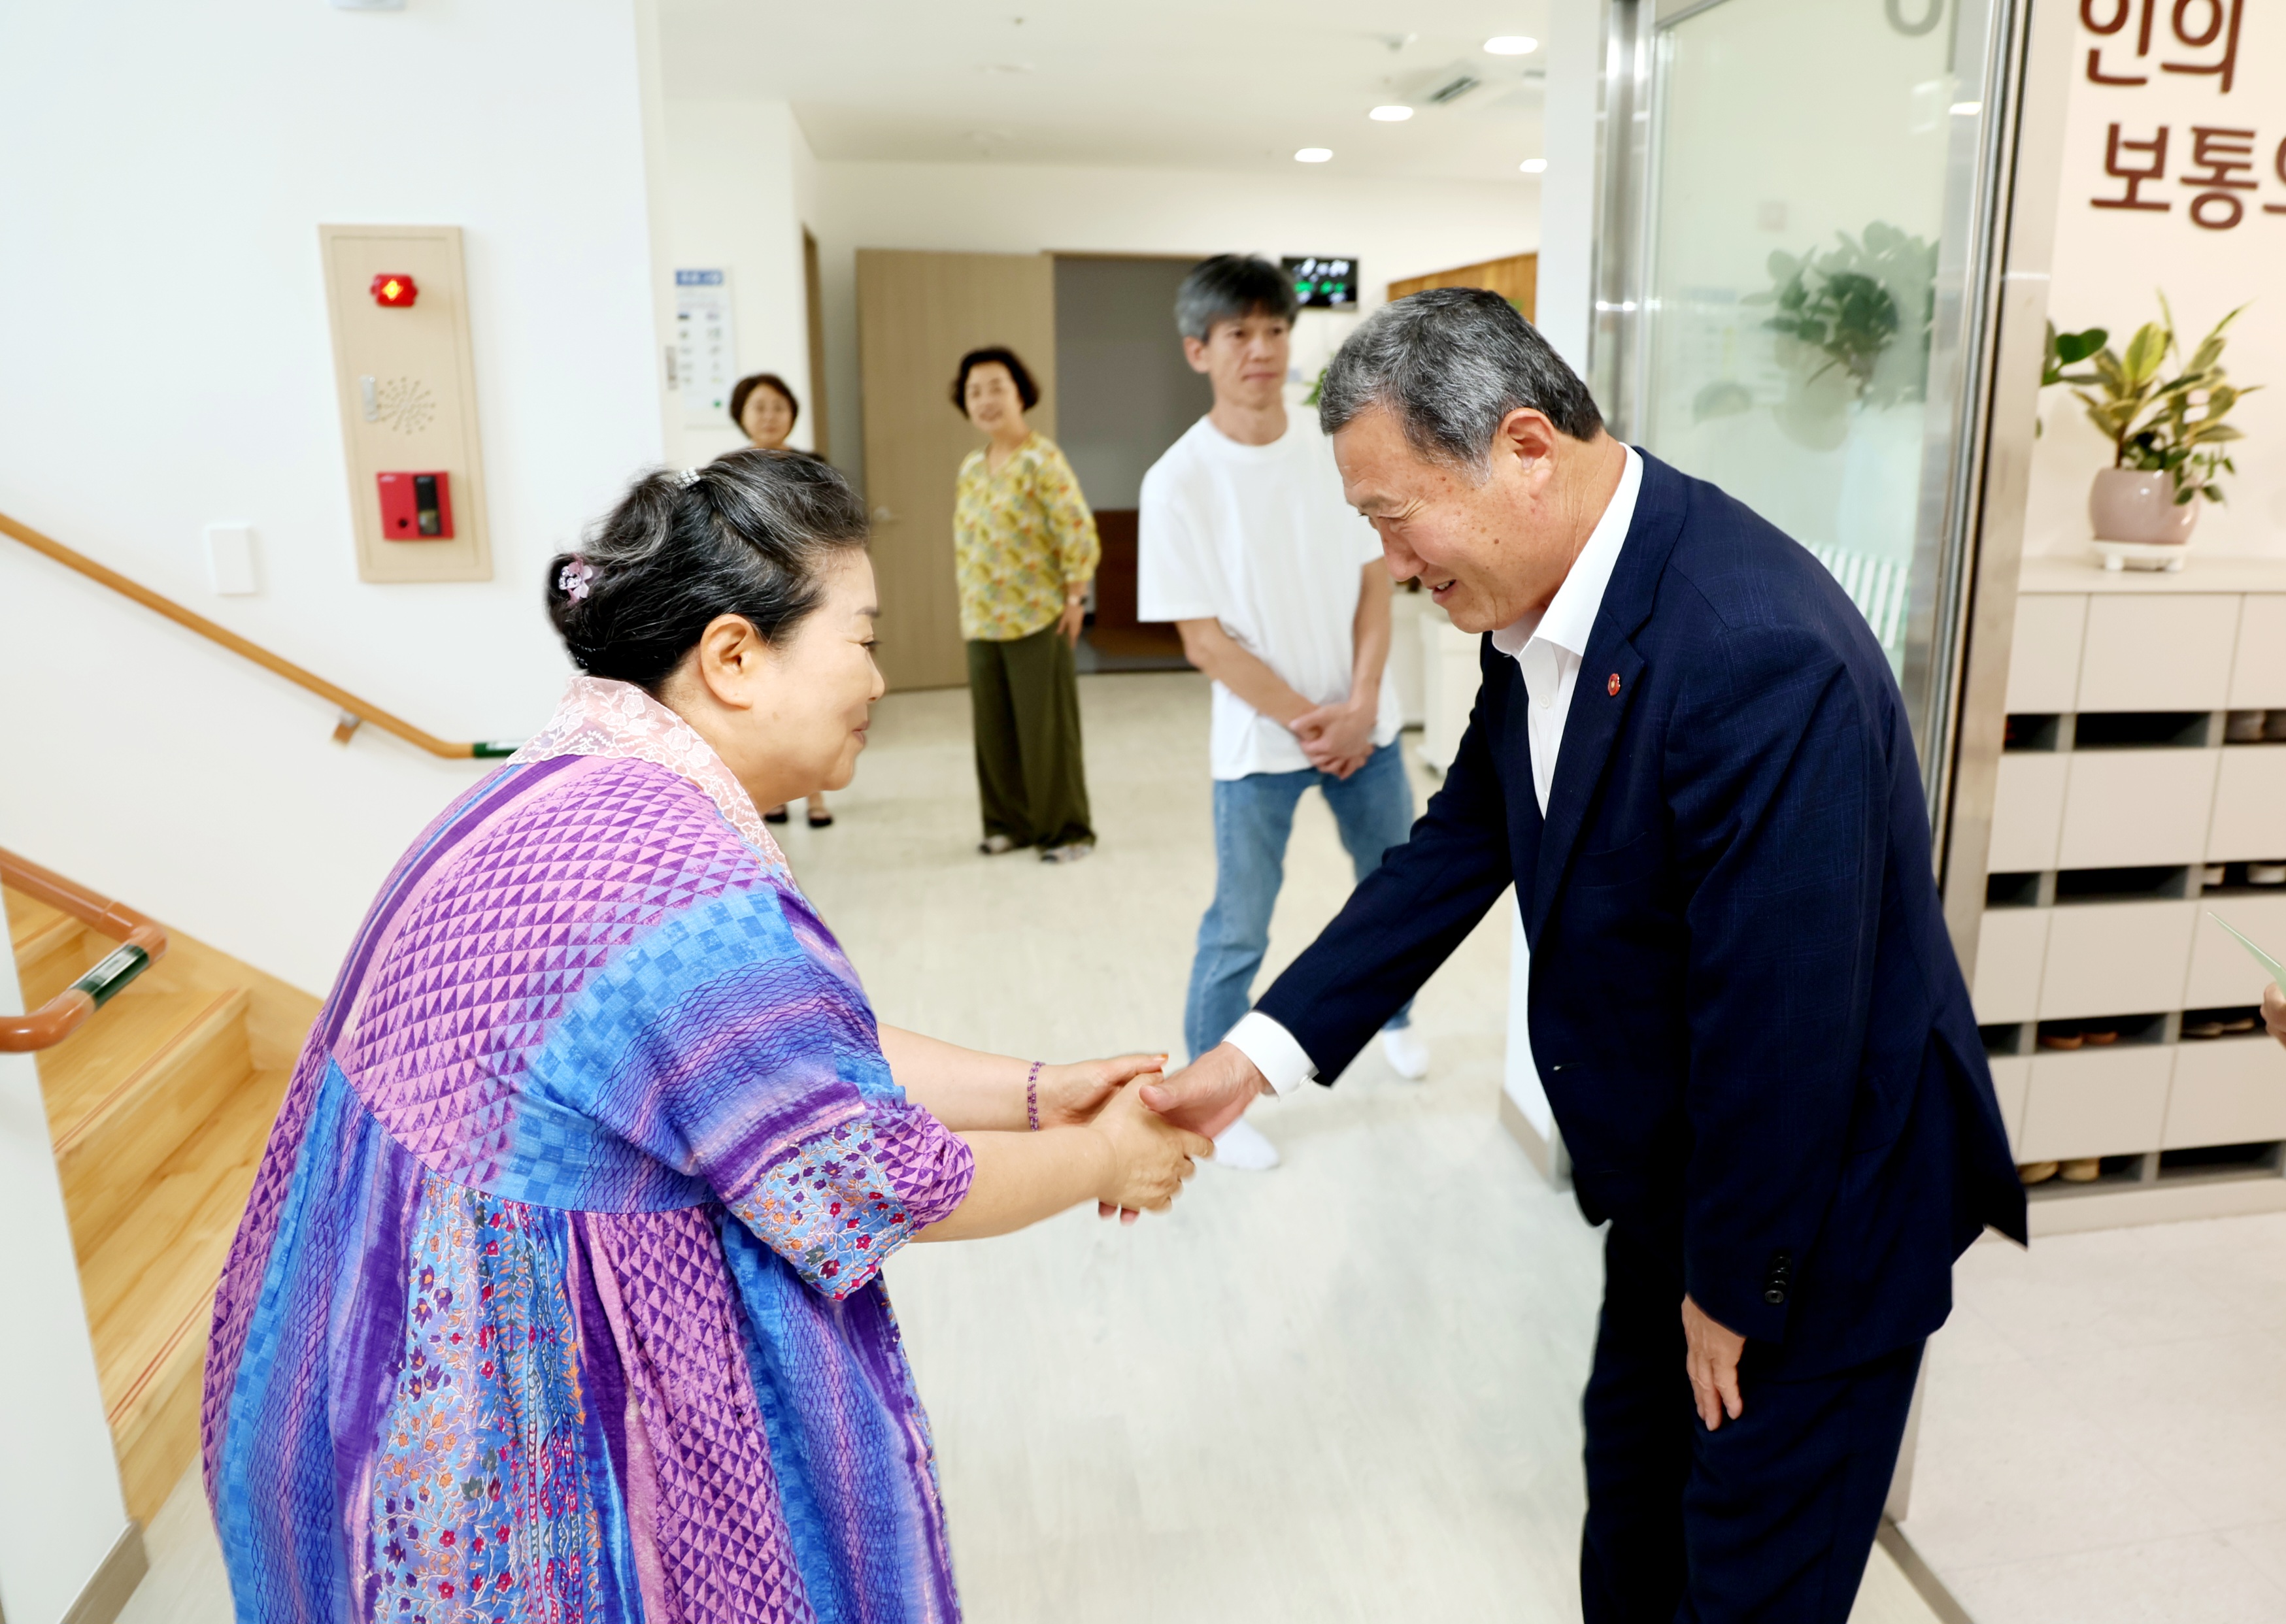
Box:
[2077,595,2239,713]
[2007,594,2087,714]
[2206,747,2286,865]
[2230,597,2286,708]
[1972,907,2049,1024]
[2057,750,2219,869]
[2164,1040,2286,1150]
[2185,893,2286,1008]
[1987,1054,2032,1156]
[1990,753,2069,872]
[320,224,492,583]
[2036,899,2194,1021]
[2017,1044,2172,1162]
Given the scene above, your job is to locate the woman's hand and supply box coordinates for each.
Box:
[2266,982,2286,1048]
[1037,1052,1168,1128]
[1088,1083,1212,1216]
[1057,595,1087,647]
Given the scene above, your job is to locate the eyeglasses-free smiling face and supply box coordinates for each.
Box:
[1332,403,1596,636]
[962,363,1028,436]
[739,384,795,450]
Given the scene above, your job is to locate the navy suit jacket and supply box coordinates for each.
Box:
[1256,451,2027,1375]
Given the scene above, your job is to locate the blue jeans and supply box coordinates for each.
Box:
[1184,742,1417,1062]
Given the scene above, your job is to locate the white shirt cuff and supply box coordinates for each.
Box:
[1224,1012,1317,1098]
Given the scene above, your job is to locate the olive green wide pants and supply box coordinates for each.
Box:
[966,623,1094,850]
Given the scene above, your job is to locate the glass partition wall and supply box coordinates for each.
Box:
[1591,0,2029,823]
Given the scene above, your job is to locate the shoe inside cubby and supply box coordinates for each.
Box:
[2071,711,2213,750]
[2034,1012,2168,1052]
[2202,861,2286,893]
[2179,1004,2265,1040]
[2053,865,2193,904]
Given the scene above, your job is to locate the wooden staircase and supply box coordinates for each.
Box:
[6,878,316,1524]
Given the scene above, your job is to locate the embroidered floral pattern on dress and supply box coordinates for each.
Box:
[513,676,788,872]
[369,1178,601,1623]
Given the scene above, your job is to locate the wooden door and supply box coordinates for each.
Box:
[857,250,1056,691]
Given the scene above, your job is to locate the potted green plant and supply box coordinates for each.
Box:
[2064,295,2254,548]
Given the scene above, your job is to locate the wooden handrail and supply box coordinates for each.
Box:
[1,848,169,1052]
[1,511,519,760]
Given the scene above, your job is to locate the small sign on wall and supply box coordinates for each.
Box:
[675,269,737,428]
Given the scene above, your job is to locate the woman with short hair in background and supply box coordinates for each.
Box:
[951,346,1100,862]
[731,370,834,828]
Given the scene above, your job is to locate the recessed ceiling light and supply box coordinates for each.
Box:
[1370,105,1414,122]
[1485,35,1539,54]
[1295,147,1334,163]
[1949,100,1983,115]
[1519,157,1548,173]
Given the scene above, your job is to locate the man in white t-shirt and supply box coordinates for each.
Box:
[1138,254,1426,1172]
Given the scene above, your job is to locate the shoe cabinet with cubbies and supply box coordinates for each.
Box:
[1975,559,2286,1230]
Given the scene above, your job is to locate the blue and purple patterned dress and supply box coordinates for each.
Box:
[202,676,977,1624]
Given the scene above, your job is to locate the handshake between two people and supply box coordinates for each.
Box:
[1052,1043,1273,1223]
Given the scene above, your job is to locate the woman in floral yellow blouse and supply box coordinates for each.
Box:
[951,346,1101,861]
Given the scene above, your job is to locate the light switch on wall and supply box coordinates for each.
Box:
[204,523,258,595]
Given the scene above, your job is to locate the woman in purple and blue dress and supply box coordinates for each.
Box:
[201,447,1206,1623]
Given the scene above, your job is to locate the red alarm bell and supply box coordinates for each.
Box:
[370,273,419,308]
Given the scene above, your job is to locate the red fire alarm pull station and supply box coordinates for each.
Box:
[369,273,418,308]
[377,471,454,539]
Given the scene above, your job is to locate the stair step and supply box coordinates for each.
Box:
[46,989,252,1262]
[86,1066,289,1524]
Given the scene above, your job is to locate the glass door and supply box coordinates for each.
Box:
[1602,0,2025,811]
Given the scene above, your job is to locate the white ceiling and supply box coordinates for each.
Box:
[658,0,1552,182]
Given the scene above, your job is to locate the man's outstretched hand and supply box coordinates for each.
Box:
[1137,1042,1271,1139]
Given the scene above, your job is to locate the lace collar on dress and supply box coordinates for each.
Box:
[510,675,790,876]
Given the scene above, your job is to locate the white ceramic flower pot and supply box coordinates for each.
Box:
[2089,466,2198,545]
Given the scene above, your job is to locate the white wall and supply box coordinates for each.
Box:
[807,159,1538,491]
[662,98,824,469]
[0,0,672,993]
[2024,12,2286,558]
[0,925,129,1624]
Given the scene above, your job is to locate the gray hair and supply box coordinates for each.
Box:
[1174,254,1298,343]
[1317,288,1604,475]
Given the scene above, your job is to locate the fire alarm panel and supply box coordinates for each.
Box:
[377,471,453,539]
[320,224,491,582]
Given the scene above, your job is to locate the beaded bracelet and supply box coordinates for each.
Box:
[1025,1061,1043,1131]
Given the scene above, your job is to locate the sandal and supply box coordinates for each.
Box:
[764,806,790,825]
[808,810,834,828]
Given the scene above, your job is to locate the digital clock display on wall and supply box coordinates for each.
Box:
[1283,257,1359,310]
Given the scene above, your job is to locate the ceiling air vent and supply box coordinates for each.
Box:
[1425,73,1483,105]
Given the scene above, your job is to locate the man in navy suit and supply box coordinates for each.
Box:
[1141,289,2027,1621]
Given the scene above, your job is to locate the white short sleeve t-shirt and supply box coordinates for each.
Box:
[1137,416,1401,780]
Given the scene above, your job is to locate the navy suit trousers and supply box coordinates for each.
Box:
[1581,1225,1923,1623]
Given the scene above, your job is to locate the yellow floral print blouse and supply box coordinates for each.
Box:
[952,435,1101,642]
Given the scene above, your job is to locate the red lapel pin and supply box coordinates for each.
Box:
[1607,672,1622,697]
